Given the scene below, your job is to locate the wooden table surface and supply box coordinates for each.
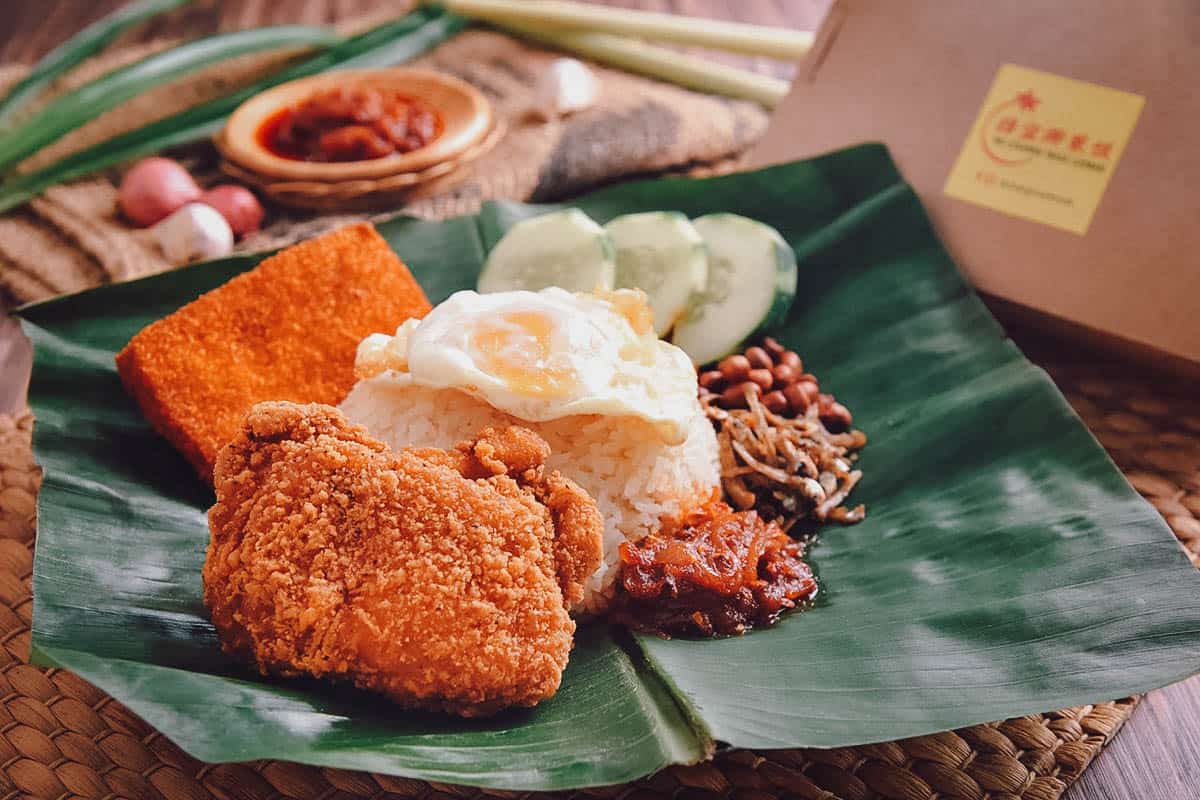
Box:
[2,3,1198,800]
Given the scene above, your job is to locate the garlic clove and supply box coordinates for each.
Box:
[533,58,600,120]
[155,202,234,265]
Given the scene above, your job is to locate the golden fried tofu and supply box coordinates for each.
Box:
[116,223,430,481]
[203,402,603,716]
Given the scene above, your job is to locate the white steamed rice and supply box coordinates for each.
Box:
[339,374,720,613]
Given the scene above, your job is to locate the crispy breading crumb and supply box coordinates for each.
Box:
[116,223,431,481]
[203,402,603,716]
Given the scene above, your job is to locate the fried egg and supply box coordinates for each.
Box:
[353,288,700,444]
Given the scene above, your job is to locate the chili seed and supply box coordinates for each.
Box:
[745,346,773,369]
[718,354,751,381]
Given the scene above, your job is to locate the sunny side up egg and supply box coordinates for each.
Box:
[353,288,700,444]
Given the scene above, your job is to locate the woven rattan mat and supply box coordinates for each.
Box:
[1,356,1195,800]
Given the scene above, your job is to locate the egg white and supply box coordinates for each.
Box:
[354,288,700,444]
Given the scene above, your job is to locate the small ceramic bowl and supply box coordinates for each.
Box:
[219,68,492,182]
[219,119,507,212]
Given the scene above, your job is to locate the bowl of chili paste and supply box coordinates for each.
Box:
[220,68,493,182]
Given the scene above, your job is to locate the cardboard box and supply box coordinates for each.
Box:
[750,0,1199,370]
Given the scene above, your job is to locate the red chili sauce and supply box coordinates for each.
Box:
[613,500,818,637]
[258,87,441,163]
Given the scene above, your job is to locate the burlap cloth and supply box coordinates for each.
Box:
[0,24,767,308]
[0,20,1194,800]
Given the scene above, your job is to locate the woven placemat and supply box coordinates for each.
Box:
[1,355,1195,800]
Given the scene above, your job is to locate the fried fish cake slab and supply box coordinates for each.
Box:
[117,223,430,481]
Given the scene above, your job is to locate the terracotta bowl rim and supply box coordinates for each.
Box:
[219,67,493,182]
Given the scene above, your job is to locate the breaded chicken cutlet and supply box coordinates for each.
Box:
[203,401,603,716]
[117,223,430,481]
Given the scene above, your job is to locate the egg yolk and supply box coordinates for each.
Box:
[472,311,576,397]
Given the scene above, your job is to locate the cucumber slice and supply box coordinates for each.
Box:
[605,211,708,336]
[671,213,797,365]
[477,208,616,294]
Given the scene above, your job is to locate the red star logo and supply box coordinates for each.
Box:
[1016,90,1041,111]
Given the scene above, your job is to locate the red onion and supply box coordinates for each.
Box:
[199,184,264,237]
[118,157,201,227]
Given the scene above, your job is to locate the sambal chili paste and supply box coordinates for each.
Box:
[613,500,818,637]
[258,86,441,163]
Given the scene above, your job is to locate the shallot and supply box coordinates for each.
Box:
[118,157,201,227]
[200,184,264,236]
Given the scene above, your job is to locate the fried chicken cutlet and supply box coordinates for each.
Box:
[117,223,430,481]
[203,401,603,716]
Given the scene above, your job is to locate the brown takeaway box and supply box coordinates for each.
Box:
[750,0,1199,372]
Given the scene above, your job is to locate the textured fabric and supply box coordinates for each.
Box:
[0,29,767,309]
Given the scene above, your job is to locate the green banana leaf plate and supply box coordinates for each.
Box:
[18,144,1200,790]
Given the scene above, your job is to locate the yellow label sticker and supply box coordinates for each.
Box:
[944,64,1144,235]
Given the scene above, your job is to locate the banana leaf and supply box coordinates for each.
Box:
[18,144,1200,789]
[0,24,341,174]
[0,7,467,214]
[0,0,192,129]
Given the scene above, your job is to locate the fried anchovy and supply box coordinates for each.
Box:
[703,389,867,531]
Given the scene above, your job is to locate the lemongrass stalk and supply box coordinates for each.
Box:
[493,19,788,108]
[438,0,812,61]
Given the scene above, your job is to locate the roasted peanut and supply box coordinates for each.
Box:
[795,380,820,404]
[763,390,789,413]
[718,354,751,381]
[745,346,773,369]
[708,342,841,421]
[762,336,786,357]
[784,380,819,412]
[720,381,760,408]
[771,364,799,387]
[783,382,812,411]
[821,401,852,431]
[748,368,774,391]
